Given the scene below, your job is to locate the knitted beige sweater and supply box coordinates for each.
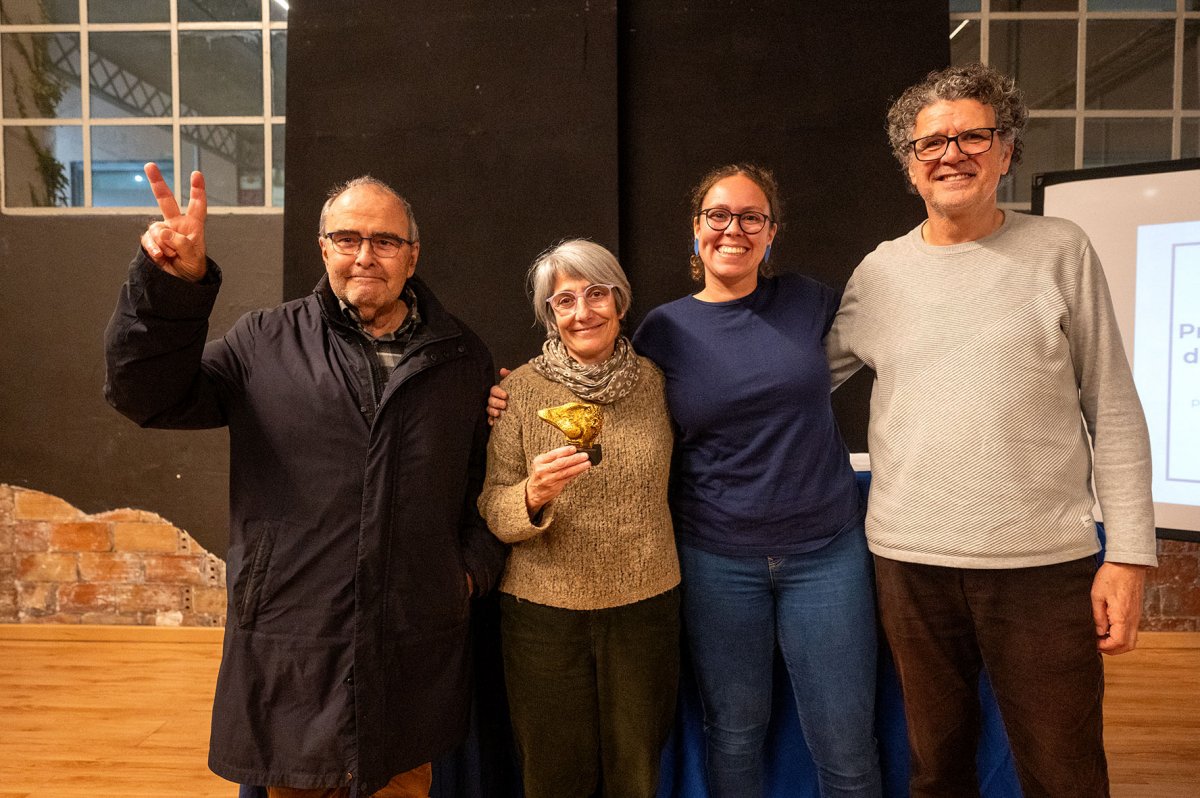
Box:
[478,357,680,610]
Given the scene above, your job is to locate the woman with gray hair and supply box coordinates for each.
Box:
[478,239,680,798]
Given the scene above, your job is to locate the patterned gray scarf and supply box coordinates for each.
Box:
[531,335,641,405]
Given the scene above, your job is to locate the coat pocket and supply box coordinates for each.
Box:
[235,520,278,629]
[385,543,471,635]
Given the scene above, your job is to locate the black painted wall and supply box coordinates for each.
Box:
[1,1,948,557]
[285,0,948,447]
[283,2,622,365]
[616,3,948,445]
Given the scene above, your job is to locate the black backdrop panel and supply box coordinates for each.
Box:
[619,2,949,449]
[285,1,620,371]
[286,1,947,450]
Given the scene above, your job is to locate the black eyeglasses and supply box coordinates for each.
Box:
[909,127,1000,162]
[696,208,772,235]
[324,231,415,257]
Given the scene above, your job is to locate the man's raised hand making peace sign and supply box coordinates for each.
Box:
[139,163,208,282]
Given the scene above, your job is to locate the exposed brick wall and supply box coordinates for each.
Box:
[0,484,226,626]
[1143,539,1200,632]
[2,483,1198,631]
[0,485,15,621]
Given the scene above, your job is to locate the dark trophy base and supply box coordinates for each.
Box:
[580,444,602,466]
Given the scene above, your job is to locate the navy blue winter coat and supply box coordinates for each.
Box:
[104,251,506,795]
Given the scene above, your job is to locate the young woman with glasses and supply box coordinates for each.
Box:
[631,164,882,798]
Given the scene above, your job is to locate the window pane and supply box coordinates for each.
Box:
[1087,1,1175,10]
[949,1,981,11]
[991,21,1077,110]
[3,125,82,207]
[179,0,260,22]
[0,0,77,23]
[998,117,1074,204]
[181,123,264,206]
[179,31,264,117]
[1185,21,1200,110]
[89,33,172,119]
[950,20,980,67]
[271,31,286,116]
[88,0,169,24]
[91,125,172,206]
[2,33,81,119]
[1085,20,1173,110]
[1183,119,1200,158]
[272,123,284,207]
[270,0,288,22]
[992,1,1076,10]
[1082,118,1171,167]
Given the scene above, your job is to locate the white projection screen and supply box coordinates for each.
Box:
[1033,158,1200,540]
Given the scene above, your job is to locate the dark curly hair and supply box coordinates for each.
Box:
[688,163,782,283]
[886,63,1028,178]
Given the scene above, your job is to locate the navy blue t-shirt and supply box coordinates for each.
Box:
[632,273,860,556]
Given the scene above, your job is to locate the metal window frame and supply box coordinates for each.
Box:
[950,0,1200,210]
[0,0,286,214]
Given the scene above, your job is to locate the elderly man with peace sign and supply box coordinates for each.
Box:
[104,164,505,798]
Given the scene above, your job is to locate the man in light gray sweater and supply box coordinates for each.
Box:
[827,63,1156,797]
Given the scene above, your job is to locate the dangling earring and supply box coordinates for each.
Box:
[693,239,700,256]
[763,243,772,264]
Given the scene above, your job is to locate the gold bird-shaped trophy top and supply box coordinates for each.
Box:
[537,401,603,449]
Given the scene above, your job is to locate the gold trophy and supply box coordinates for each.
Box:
[538,401,604,465]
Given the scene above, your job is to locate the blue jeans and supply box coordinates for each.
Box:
[679,520,882,798]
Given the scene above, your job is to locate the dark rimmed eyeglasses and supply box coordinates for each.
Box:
[546,284,618,315]
[696,208,772,235]
[324,231,415,257]
[909,127,1000,162]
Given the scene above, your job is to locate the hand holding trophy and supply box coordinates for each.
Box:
[521,401,601,517]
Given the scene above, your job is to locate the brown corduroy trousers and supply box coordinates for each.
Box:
[875,555,1109,798]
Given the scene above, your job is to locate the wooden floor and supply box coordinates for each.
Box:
[1,626,1197,797]
[0,625,230,798]
[1102,632,1200,796]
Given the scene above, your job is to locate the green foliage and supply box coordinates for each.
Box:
[5,27,70,205]
[24,127,69,206]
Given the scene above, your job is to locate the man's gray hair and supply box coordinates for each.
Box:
[886,62,1028,173]
[317,176,420,241]
[528,239,631,337]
